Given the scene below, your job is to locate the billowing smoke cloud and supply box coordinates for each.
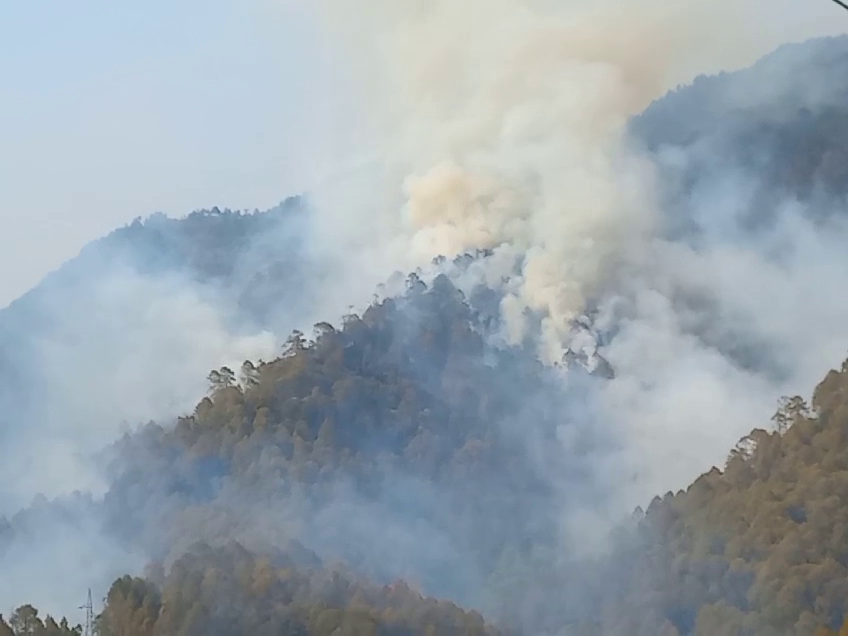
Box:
[304,0,669,340]
[3,269,275,506]
[299,0,848,512]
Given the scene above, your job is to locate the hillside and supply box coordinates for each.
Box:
[100,273,595,624]
[0,273,604,634]
[589,363,848,635]
[10,283,848,635]
[95,543,501,636]
[1,196,304,313]
[0,199,310,512]
[0,197,306,375]
[633,35,848,236]
[7,31,848,636]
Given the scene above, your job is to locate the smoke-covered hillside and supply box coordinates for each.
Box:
[633,35,848,232]
[0,199,313,511]
[6,9,848,636]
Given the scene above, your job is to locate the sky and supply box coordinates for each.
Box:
[0,0,845,307]
[0,0,348,306]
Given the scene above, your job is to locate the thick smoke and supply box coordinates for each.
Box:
[0,208,312,615]
[2,269,275,505]
[301,0,848,509]
[0,226,287,511]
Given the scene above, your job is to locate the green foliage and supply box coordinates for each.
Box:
[93,543,500,636]
[97,278,848,634]
[593,360,848,635]
[18,270,848,634]
[0,608,80,636]
[106,273,571,615]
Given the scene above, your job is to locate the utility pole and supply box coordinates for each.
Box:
[80,588,94,636]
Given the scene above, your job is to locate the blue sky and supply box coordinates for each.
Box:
[0,1,346,305]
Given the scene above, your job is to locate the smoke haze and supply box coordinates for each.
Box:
[301,0,848,504]
[3,0,848,630]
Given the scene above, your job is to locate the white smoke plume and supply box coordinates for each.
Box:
[299,0,848,518]
[307,0,666,365]
[2,266,276,508]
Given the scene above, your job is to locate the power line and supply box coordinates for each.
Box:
[830,0,848,11]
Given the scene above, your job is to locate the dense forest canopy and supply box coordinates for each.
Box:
[96,272,607,625]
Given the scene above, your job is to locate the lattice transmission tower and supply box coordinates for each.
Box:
[80,588,94,636]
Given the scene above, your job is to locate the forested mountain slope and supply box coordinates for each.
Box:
[99,274,601,627]
[591,363,848,635]
[9,32,848,636]
[96,543,501,636]
[0,273,603,634]
[0,197,305,395]
[0,200,310,511]
[12,284,848,635]
[1,197,305,321]
[633,35,848,235]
